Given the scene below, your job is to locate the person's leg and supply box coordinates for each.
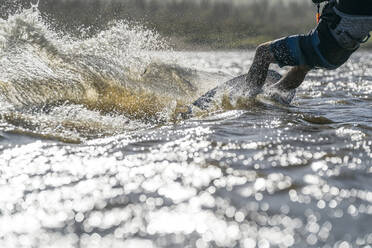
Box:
[245,42,277,89]
[272,65,311,91]
[246,40,311,90]
[264,65,311,104]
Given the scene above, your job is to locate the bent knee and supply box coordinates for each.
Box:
[255,42,275,62]
[255,43,271,55]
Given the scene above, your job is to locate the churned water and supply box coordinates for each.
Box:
[1,4,372,248]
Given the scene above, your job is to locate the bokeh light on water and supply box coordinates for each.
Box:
[1,93,372,247]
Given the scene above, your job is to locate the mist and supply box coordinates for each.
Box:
[1,0,327,49]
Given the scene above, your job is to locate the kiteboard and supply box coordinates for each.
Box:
[193,69,295,109]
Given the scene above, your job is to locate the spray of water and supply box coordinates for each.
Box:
[0,3,205,141]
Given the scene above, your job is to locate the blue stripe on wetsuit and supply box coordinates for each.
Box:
[270,28,345,70]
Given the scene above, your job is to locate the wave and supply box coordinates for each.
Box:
[0,4,213,138]
[0,4,268,141]
[0,3,212,141]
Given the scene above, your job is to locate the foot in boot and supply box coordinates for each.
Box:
[265,85,296,105]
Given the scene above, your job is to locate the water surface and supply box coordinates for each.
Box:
[0,6,372,248]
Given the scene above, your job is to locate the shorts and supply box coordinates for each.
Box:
[270,21,357,70]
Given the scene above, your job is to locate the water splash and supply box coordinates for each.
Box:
[0,4,203,140]
[31,0,40,9]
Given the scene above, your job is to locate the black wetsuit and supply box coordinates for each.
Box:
[317,0,372,66]
[336,0,372,15]
[313,0,372,15]
[270,0,372,69]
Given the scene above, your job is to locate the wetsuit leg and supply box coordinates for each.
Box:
[270,35,308,68]
[245,42,277,90]
[274,65,311,91]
